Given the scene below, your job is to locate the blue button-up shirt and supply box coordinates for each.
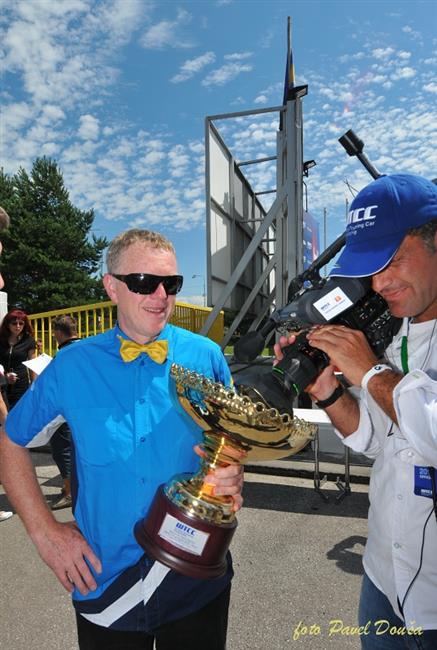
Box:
[6,323,233,631]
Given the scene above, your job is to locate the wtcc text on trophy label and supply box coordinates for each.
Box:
[291,619,423,641]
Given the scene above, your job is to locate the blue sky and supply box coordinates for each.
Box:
[1,0,436,304]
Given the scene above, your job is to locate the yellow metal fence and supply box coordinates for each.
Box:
[29,301,224,356]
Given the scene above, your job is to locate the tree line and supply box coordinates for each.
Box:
[0,158,108,313]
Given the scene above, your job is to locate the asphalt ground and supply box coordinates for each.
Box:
[0,452,369,650]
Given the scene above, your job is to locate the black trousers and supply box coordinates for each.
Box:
[76,583,231,650]
[49,421,71,479]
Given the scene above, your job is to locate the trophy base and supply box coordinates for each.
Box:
[135,485,237,579]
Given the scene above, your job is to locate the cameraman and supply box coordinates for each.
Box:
[276,174,437,649]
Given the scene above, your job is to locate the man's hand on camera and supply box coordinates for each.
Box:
[307,325,378,387]
[273,334,339,403]
[273,333,296,366]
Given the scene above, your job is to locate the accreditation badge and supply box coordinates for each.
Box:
[414,465,437,498]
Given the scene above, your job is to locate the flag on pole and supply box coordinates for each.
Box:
[282,47,295,104]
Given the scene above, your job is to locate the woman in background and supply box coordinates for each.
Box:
[0,309,36,409]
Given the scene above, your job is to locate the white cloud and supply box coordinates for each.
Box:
[370,74,389,85]
[391,66,415,80]
[402,25,421,40]
[319,86,337,101]
[372,47,395,60]
[188,141,204,154]
[111,139,136,158]
[170,51,216,83]
[252,81,282,105]
[97,157,127,178]
[15,1,88,20]
[168,145,190,178]
[424,82,437,94]
[93,0,148,47]
[1,102,35,131]
[224,51,253,61]
[1,2,128,111]
[230,96,246,106]
[139,9,193,49]
[78,114,100,141]
[51,127,208,230]
[254,94,268,105]
[202,61,252,87]
[139,150,167,175]
[61,140,99,163]
[41,105,66,122]
[143,150,167,165]
[339,52,366,63]
[184,186,202,200]
[145,138,166,150]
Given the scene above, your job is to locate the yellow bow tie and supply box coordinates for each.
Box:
[118,336,168,364]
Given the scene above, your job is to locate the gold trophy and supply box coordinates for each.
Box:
[134,363,317,579]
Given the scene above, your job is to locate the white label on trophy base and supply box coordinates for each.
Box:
[313,287,353,321]
[158,514,210,556]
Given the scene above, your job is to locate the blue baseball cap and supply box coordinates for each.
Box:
[330,173,437,277]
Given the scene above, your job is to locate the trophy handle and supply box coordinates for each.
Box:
[200,430,248,468]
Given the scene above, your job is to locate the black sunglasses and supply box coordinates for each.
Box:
[112,273,183,296]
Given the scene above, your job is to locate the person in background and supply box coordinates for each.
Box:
[0,228,243,648]
[0,309,37,408]
[49,315,80,511]
[0,206,13,522]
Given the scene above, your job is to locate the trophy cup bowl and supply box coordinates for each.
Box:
[134,363,317,579]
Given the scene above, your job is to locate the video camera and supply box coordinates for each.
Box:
[233,130,402,401]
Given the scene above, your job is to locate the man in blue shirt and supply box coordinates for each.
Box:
[0,229,243,649]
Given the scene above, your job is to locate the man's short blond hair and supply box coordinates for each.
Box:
[106,229,175,273]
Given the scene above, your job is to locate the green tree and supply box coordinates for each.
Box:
[0,158,108,313]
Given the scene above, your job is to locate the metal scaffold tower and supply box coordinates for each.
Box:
[200,80,309,348]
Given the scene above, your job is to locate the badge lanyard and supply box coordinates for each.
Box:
[400,318,409,374]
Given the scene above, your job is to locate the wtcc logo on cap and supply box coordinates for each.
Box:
[347,204,378,226]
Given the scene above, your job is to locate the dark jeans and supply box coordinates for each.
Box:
[359,572,437,649]
[49,421,71,479]
[76,583,231,650]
